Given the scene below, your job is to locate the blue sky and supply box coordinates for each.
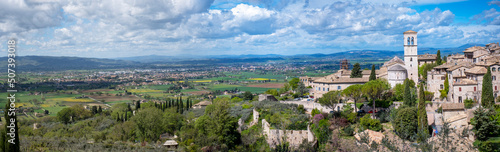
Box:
[0,0,499,58]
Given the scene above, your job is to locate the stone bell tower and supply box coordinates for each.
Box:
[404,30,418,83]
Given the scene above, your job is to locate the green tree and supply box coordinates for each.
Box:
[481,67,494,108]
[289,78,300,90]
[471,107,500,141]
[436,50,442,65]
[393,107,418,140]
[318,91,342,111]
[369,64,376,81]
[440,73,449,99]
[163,108,184,135]
[342,84,363,113]
[132,107,165,142]
[362,80,390,117]
[243,91,254,100]
[393,83,405,101]
[403,79,416,107]
[417,83,429,142]
[135,100,140,110]
[295,82,307,97]
[195,98,241,149]
[350,63,362,78]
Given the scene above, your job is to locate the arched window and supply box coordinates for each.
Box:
[410,57,413,61]
[411,37,414,45]
[492,67,496,72]
[407,37,410,45]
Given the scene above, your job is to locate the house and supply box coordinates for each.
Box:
[163,140,178,149]
[192,101,212,109]
[258,94,278,101]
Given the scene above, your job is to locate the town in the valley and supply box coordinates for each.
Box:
[1,30,499,151]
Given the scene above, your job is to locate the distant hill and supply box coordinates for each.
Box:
[0,43,483,72]
[0,56,142,72]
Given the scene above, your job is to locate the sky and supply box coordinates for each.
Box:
[0,0,499,58]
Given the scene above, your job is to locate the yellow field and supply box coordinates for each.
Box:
[15,103,34,108]
[178,80,212,83]
[41,104,51,108]
[248,78,277,81]
[50,97,95,102]
[128,89,163,93]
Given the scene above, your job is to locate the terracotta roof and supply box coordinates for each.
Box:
[418,54,437,60]
[473,52,489,58]
[454,79,477,86]
[442,103,464,110]
[388,64,407,71]
[451,54,465,59]
[382,56,405,67]
[314,77,369,84]
[163,140,178,146]
[194,101,212,106]
[404,30,417,34]
[465,66,487,74]
[463,46,485,53]
[447,62,474,71]
[339,70,383,76]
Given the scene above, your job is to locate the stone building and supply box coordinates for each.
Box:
[300,30,421,98]
[427,43,500,103]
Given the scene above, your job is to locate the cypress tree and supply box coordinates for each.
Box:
[125,112,128,121]
[369,64,376,81]
[436,50,442,65]
[136,100,140,110]
[127,103,131,112]
[403,79,414,107]
[167,99,170,108]
[176,98,180,113]
[180,97,184,114]
[98,106,102,113]
[417,82,428,142]
[481,67,494,108]
[350,63,362,78]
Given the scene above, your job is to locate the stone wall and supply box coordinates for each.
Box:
[261,119,314,148]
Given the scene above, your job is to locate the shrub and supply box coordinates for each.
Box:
[342,125,355,136]
[311,108,321,117]
[477,137,500,152]
[464,99,475,109]
[313,114,325,124]
[297,105,305,114]
[393,107,418,140]
[360,114,382,131]
[368,99,392,108]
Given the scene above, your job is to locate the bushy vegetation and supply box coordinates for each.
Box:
[393,107,418,140]
[360,114,382,131]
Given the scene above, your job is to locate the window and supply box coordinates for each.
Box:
[337,86,341,90]
[493,76,497,81]
[410,58,413,61]
[459,96,462,103]
[407,37,410,45]
[474,87,477,91]
[459,87,462,92]
[323,88,325,91]
[327,88,329,91]
[411,37,414,45]
[440,84,444,90]
[493,67,497,72]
